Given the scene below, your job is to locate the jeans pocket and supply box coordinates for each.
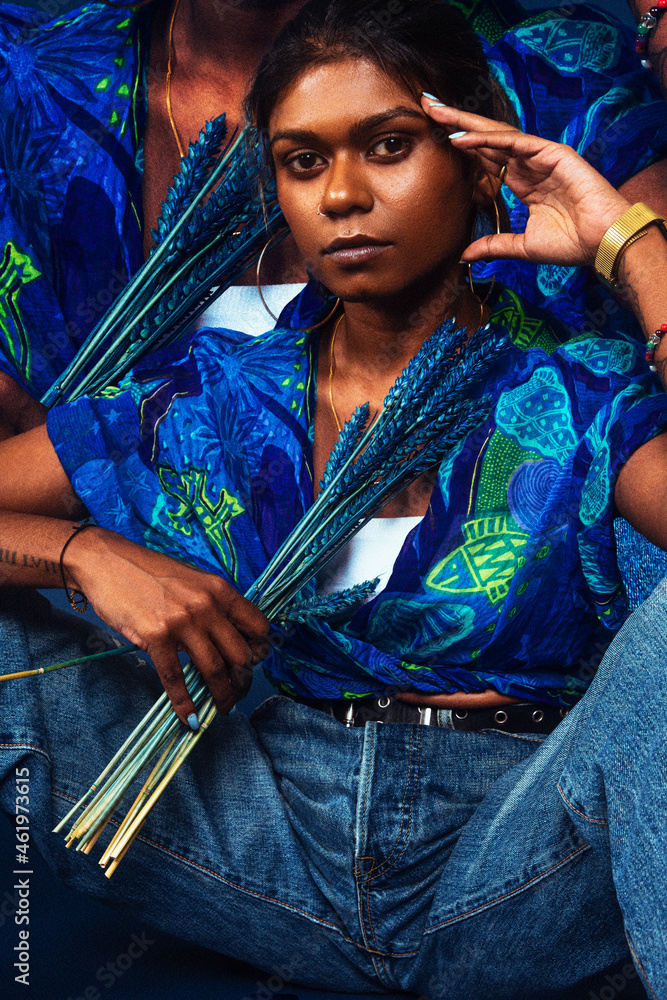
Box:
[424,732,590,932]
[478,728,546,744]
[249,693,291,720]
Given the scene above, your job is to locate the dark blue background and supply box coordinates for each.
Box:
[0,0,646,996]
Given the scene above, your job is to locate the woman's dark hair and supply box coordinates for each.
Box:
[245,0,517,168]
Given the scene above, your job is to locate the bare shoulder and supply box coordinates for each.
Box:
[616,432,667,550]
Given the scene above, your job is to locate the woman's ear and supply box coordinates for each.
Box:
[471,169,501,208]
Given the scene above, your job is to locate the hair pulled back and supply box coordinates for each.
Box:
[245,0,516,170]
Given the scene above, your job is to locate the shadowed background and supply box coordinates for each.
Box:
[0,0,647,998]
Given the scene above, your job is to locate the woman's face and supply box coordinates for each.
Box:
[269,57,479,304]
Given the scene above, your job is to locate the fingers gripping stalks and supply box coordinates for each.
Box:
[66,527,270,728]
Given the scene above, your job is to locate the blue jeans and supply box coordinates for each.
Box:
[0,585,664,999]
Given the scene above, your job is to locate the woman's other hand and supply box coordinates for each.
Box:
[421,97,633,267]
[66,527,271,726]
[0,423,270,727]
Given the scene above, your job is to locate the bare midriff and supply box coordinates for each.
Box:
[396,688,522,708]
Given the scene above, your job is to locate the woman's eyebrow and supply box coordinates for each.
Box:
[269,106,425,146]
[352,106,425,138]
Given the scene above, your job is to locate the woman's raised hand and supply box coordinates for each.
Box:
[67,527,271,727]
[421,97,633,267]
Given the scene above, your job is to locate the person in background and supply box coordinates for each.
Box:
[1,3,667,994]
[0,0,665,434]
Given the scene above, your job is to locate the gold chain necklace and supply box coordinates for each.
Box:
[328,292,484,436]
[166,0,185,158]
[328,314,345,433]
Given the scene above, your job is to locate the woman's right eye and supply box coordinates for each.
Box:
[285,152,325,173]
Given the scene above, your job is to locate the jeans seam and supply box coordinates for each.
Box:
[353,726,387,978]
[365,726,422,883]
[365,882,393,985]
[53,786,418,960]
[423,842,591,933]
[359,725,416,877]
[355,859,373,955]
[477,730,545,744]
[355,865,399,965]
[0,741,50,756]
[249,694,288,719]
[360,722,376,866]
[357,875,407,981]
[356,729,422,988]
[557,780,608,825]
[52,787,361,949]
[626,931,659,1000]
[0,741,51,763]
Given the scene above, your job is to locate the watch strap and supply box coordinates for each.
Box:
[594,202,666,284]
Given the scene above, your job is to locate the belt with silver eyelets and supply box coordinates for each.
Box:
[291,694,570,735]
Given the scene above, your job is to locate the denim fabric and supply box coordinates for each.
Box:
[614,518,667,610]
[0,586,664,998]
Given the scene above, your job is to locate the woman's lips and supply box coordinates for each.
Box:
[323,239,392,266]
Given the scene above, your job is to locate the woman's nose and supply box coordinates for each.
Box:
[319,154,373,217]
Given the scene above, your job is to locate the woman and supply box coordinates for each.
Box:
[0,0,665,417]
[0,0,667,995]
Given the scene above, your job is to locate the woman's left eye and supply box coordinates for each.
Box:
[370,136,409,158]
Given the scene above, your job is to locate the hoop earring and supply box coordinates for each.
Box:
[491,194,501,236]
[467,194,501,309]
[256,235,341,330]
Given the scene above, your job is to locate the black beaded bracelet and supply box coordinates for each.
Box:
[636,3,667,70]
[59,519,93,613]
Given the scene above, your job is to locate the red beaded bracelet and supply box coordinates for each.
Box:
[645,323,667,372]
[636,4,667,70]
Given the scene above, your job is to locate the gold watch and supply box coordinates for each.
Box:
[594,202,667,286]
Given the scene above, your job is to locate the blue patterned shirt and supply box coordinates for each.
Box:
[47,284,667,706]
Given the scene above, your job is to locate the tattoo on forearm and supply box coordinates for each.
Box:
[0,549,59,573]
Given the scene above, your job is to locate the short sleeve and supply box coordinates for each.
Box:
[46,326,268,586]
[46,330,207,553]
[449,0,528,43]
[0,147,70,392]
[47,384,159,548]
[558,338,667,627]
[487,8,667,182]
